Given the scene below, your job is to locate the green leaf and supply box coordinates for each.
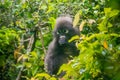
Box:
[98,19,107,31]
[49,77,57,80]
[58,64,77,78]
[46,4,55,13]
[32,66,39,76]
[108,22,113,27]
[34,73,50,79]
[31,51,38,58]
[69,35,80,42]
[109,9,119,17]
[0,55,6,67]
[104,8,111,16]
[49,17,56,29]
[113,72,120,80]
[104,8,119,17]
[24,62,32,68]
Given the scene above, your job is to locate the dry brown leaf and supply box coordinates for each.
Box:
[73,12,80,27]
[79,20,86,31]
[88,19,96,24]
[103,40,108,49]
[17,55,24,63]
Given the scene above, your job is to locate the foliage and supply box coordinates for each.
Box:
[0,0,120,80]
[59,0,120,80]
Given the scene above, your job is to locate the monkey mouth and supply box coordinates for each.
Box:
[59,39,66,45]
[58,35,67,45]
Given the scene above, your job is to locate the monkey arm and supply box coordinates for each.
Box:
[45,38,69,75]
[44,39,60,75]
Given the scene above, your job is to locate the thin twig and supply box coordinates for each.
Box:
[16,35,24,80]
[38,23,47,54]
[16,34,35,80]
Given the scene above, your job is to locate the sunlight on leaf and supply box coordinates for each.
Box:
[104,8,119,17]
[98,19,107,31]
[50,77,57,80]
[49,17,56,29]
[34,73,50,79]
[16,20,21,26]
[69,35,80,42]
[22,3,28,9]
[30,77,35,80]
[31,51,37,58]
[108,22,113,27]
[73,11,80,27]
[58,64,77,78]
[79,20,86,31]
[46,4,54,13]
[88,19,96,25]
[24,62,32,68]
[104,8,111,16]
[109,9,119,17]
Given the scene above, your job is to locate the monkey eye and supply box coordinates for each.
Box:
[56,29,69,35]
[65,30,69,34]
[62,29,69,34]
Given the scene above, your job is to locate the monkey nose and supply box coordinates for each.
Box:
[59,35,66,45]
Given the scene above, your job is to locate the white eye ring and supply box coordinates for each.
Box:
[65,30,69,33]
[57,32,59,34]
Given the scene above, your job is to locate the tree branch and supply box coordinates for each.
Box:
[38,23,47,54]
[16,34,35,80]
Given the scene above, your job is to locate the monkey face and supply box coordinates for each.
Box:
[53,16,79,45]
[56,29,69,45]
[54,27,76,45]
